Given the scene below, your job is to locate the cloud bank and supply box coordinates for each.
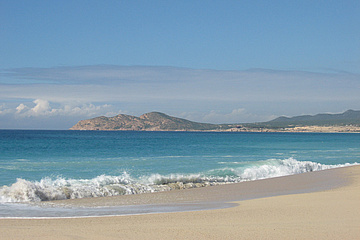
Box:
[0,98,118,129]
[0,65,359,129]
[11,99,112,118]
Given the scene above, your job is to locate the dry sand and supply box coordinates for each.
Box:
[1,165,359,240]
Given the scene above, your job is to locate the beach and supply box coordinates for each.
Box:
[1,165,359,239]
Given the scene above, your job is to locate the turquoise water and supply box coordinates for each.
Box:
[0,130,359,217]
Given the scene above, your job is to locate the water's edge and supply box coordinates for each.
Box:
[1,165,355,219]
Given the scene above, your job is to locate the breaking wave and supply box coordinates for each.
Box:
[0,158,357,203]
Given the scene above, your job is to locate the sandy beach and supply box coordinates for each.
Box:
[1,165,359,240]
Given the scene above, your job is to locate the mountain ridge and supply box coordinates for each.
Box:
[70,110,360,132]
[265,109,360,127]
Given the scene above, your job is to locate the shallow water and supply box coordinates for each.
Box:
[0,130,358,217]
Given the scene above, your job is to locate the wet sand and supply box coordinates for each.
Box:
[1,165,359,239]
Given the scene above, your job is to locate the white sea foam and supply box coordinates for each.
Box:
[233,158,352,181]
[0,158,357,203]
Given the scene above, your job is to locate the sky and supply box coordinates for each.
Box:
[0,0,359,129]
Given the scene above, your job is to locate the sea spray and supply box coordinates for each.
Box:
[234,158,338,181]
[0,158,357,203]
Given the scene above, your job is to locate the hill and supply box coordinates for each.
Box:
[70,110,360,132]
[262,109,360,128]
[70,112,224,131]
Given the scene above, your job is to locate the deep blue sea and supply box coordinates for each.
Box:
[0,130,359,217]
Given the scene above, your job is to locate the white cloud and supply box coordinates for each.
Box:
[16,103,28,113]
[0,99,123,129]
[10,99,113,118]
[1,65,360,129]
[53,103,113,117]
[0,104,14,115]
[30,99,51,116]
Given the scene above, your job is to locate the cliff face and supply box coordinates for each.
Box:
[70,112,222,131]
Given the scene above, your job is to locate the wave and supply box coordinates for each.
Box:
[0,158,357,203]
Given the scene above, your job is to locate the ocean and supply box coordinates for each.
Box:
[0,130,358,218]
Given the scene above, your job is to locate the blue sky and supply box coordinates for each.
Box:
[0,1,359,129]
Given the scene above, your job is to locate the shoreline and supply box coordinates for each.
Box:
[1,165,359,239]
[1,165,356,219]
[3,128,360,133]
[45,165,353,209]
[69,127,360,133]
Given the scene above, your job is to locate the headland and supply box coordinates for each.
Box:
[70,110,360,132]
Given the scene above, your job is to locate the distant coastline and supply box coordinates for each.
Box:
[225,125,360,133]
[70,110,360,133]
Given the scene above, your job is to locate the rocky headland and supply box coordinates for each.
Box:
[70,110,360,133]
[70,112,224,131]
